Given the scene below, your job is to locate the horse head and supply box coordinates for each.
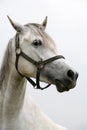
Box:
[8,16,78,92]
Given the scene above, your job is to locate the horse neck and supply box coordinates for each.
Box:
[0,39,26,118]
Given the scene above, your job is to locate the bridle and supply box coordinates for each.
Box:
[15,33,65,90]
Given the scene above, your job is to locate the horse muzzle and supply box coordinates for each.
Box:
[54,70,79,92]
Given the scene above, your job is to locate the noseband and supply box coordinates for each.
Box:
[15,33,65,90]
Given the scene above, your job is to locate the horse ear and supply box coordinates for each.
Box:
[42,16,48,30]
[7,16,24,32]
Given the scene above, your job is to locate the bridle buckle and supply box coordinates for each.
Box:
[16,48,22,55]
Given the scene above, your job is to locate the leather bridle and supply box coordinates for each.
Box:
[15,33,65,90]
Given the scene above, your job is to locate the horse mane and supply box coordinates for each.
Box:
[0,39,12,89]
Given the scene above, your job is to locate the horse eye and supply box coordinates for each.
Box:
[32,40,42,47]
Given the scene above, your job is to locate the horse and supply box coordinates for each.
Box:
[0,16,78,130]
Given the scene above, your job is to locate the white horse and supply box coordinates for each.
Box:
[0,16,78,130]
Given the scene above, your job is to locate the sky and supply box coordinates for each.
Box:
[0,0,87,130]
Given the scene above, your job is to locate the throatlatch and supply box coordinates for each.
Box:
[15,33,65,90]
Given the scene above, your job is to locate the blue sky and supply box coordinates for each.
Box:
[0,0,87,130]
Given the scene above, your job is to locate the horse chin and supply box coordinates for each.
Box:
[54,79,75,93]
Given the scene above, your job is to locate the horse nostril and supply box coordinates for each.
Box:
[67,69,75,80]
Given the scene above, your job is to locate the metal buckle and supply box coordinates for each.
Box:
[16,48,22,55]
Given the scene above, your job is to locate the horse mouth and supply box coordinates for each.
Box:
[55,79,76,92]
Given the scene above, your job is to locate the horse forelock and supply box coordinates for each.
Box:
[25,23,41,29]
[24,23,56,50]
